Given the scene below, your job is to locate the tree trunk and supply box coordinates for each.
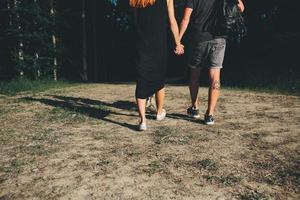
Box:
[81,0,88,81]
[50,0,58,81]
[7,0,12,26]
[34,53,40,79]
[14,0,24,78]
[92,0,98,81]
[99,0,107,81]
[33,0,40,80]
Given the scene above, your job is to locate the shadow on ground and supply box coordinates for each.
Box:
[167,113,205,124]
[21,95,138,131]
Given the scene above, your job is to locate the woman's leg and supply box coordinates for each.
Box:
[136,98,147,123]
[155,87,165,114]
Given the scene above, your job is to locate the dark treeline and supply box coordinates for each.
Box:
[0,0,299,90]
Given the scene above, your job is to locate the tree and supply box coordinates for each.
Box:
[13,0,25,78]
[80,0,88,81]
[50,0,58,81]
[3,0,62,80]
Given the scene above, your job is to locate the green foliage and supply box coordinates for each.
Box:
[2,0,61,79]
[107,0,118,6]
[103,0,132,32]
[0,78,72,95]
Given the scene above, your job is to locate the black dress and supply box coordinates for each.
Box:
[134,0,168,99]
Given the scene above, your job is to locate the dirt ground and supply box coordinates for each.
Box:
[0,84,299,200]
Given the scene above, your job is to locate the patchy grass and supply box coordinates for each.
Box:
[194,159,218,172]
[240,190,269,200]
[48,107,86,123]
[0,83,299,199]
[0,78,75,96]
[0,175,7,184]
[223,84,300,97]
[91,132,107,140]
[4,159,23,174]
[29,129,59,143]
[153,126,192,145]
[142,161,165,177]
[18,143,55,156]
[265,167,300,188]
[204,174,242,187]
[96,159,112,167]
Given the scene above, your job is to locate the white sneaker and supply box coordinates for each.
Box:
[138,122,147,131]
[146,96,154,108]
[156,109,166,121]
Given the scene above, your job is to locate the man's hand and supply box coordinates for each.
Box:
[174,44,184,55]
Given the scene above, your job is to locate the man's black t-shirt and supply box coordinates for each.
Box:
[185,0,218,43]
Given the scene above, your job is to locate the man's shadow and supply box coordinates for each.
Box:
[167,113,205,124]
[21,95,138,131]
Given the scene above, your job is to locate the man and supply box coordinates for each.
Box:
[179,0,244,125]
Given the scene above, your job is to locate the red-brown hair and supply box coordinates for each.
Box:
[129,0,156,8]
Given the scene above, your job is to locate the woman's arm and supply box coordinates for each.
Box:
[238,0,245,12]
[179,8,193,40]
[166,0,183,54]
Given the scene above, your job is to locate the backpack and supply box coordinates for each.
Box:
[214,0,247,43]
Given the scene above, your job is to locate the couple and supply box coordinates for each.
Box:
[130,0,245,131]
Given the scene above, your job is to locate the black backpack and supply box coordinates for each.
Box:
[214,0,247,43]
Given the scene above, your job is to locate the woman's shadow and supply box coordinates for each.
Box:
[21,95,138,131]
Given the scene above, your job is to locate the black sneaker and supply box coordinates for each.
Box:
[204,114,215,125]
[187,106,200,118]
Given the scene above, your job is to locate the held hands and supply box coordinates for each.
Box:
[174,43,184,55]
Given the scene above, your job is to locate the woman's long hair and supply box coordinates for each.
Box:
[129,0,156,8]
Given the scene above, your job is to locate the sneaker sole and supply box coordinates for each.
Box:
[187,113,201,119]
[138,126,147,131]
[205,121,215,125]
[138,122,147,131]
[156,115,166,121]
[156,110,166,121]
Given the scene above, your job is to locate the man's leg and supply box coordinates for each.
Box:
[189,68,202,109]
[207,68,221,116]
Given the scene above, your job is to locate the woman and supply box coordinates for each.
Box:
[130,0,183,131]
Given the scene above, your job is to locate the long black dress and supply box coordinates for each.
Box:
[135,0,168,99]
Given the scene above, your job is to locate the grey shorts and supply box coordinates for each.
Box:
[187,38,226,69]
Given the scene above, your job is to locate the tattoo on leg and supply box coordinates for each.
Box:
[211,81,221,90]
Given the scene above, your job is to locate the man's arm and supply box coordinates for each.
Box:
[238,0,245,12]
[179,8,193,41]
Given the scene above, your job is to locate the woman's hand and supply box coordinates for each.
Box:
[174,43,184,55]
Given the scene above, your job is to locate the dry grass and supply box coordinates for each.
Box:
[0,83,299,199]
